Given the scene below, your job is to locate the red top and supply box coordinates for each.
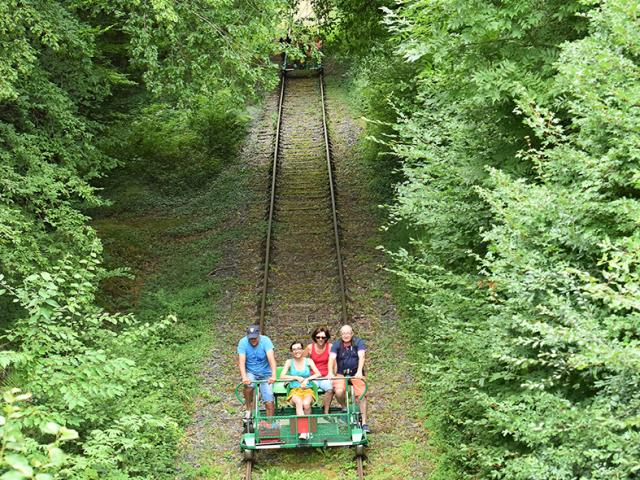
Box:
[309,343,330,376]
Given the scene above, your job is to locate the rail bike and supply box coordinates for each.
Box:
[281,46,322,73]
[236,372,368,479]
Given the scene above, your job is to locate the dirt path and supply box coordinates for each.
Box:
[179,71,432,479]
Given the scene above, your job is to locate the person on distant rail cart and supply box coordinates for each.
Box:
[278,35,292,63]
[280,340,321,440]
[306,326,334,414]
[238,324,276,419]
[328,325,370,433]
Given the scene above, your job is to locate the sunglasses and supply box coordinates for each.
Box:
[314,335,327,340]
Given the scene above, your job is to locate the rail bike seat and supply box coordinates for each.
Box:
[273,367,287,397]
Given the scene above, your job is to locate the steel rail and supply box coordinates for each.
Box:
[357,456,365,480]
[259,73,286,333]
[320,73,348,323]
[259,72,348,328]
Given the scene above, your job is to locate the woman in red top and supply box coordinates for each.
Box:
[306,326,334,414]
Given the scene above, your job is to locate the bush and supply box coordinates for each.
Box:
[0,255,178,478]
[104,94,249,196]
[334,0,640,477]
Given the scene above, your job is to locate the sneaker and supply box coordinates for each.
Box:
[244,410,252,420]
[362,424,371,434]
[298,432,310,440]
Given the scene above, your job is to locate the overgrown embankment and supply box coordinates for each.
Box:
[93,101,261,479]
[0,3,284,477]
[324,1,640,479]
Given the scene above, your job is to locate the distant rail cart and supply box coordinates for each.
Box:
[276,29,323,73]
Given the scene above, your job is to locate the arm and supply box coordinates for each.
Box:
[327,353,337,378]
[300,359,321,388]
[355,350,365,378]
[308,359,321,380]
[238,354,250,384]
[266,349,277,384]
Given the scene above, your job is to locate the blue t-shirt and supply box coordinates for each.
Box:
[330,337,365,375]
[237,335,274,377]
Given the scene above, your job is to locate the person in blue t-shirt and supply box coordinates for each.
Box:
[238,324,277,418]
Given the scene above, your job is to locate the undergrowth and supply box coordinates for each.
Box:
[89,105,255,476]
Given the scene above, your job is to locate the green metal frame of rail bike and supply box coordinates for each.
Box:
[283,56,323,72]
[236,374,368,454]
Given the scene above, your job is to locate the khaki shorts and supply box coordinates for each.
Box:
[332,374,366,398]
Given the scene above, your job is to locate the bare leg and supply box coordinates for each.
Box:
[333,376,347,408]
[243,386,254,413]
[302,396,313,415]
[292,397,305,416]
[357,397,367,424]
[323,391,334,414]
[265,401,275,418]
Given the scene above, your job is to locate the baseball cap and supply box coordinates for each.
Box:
[246,325,260,339]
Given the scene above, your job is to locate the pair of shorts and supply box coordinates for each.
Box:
[332,374,366,398]
[287,387,317,403]
[246,372,274,402]
[313,379,333,393]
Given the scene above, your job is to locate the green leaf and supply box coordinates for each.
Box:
[59,427,79,441]
[41,421,60,435]
[4,454,33,476]
[48,447,65,466]
[1,471,27,480]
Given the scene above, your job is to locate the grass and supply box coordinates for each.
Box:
[92,121,259,476]
[323,65,433,479]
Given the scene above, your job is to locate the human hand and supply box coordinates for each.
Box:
[354,372,363,379]
[242,377,251,385]
[268,376,276,384]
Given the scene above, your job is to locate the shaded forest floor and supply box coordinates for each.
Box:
[94,68,432,479]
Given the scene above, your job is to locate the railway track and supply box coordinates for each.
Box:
[244,71,364,479]
[259,72,347,346]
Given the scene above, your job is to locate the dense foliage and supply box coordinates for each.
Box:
[1,1,285,477]
[323,0,640,478]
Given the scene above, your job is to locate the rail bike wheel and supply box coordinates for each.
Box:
[242,449,255,462]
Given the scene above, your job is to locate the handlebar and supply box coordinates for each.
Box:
[235,376,368,403]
